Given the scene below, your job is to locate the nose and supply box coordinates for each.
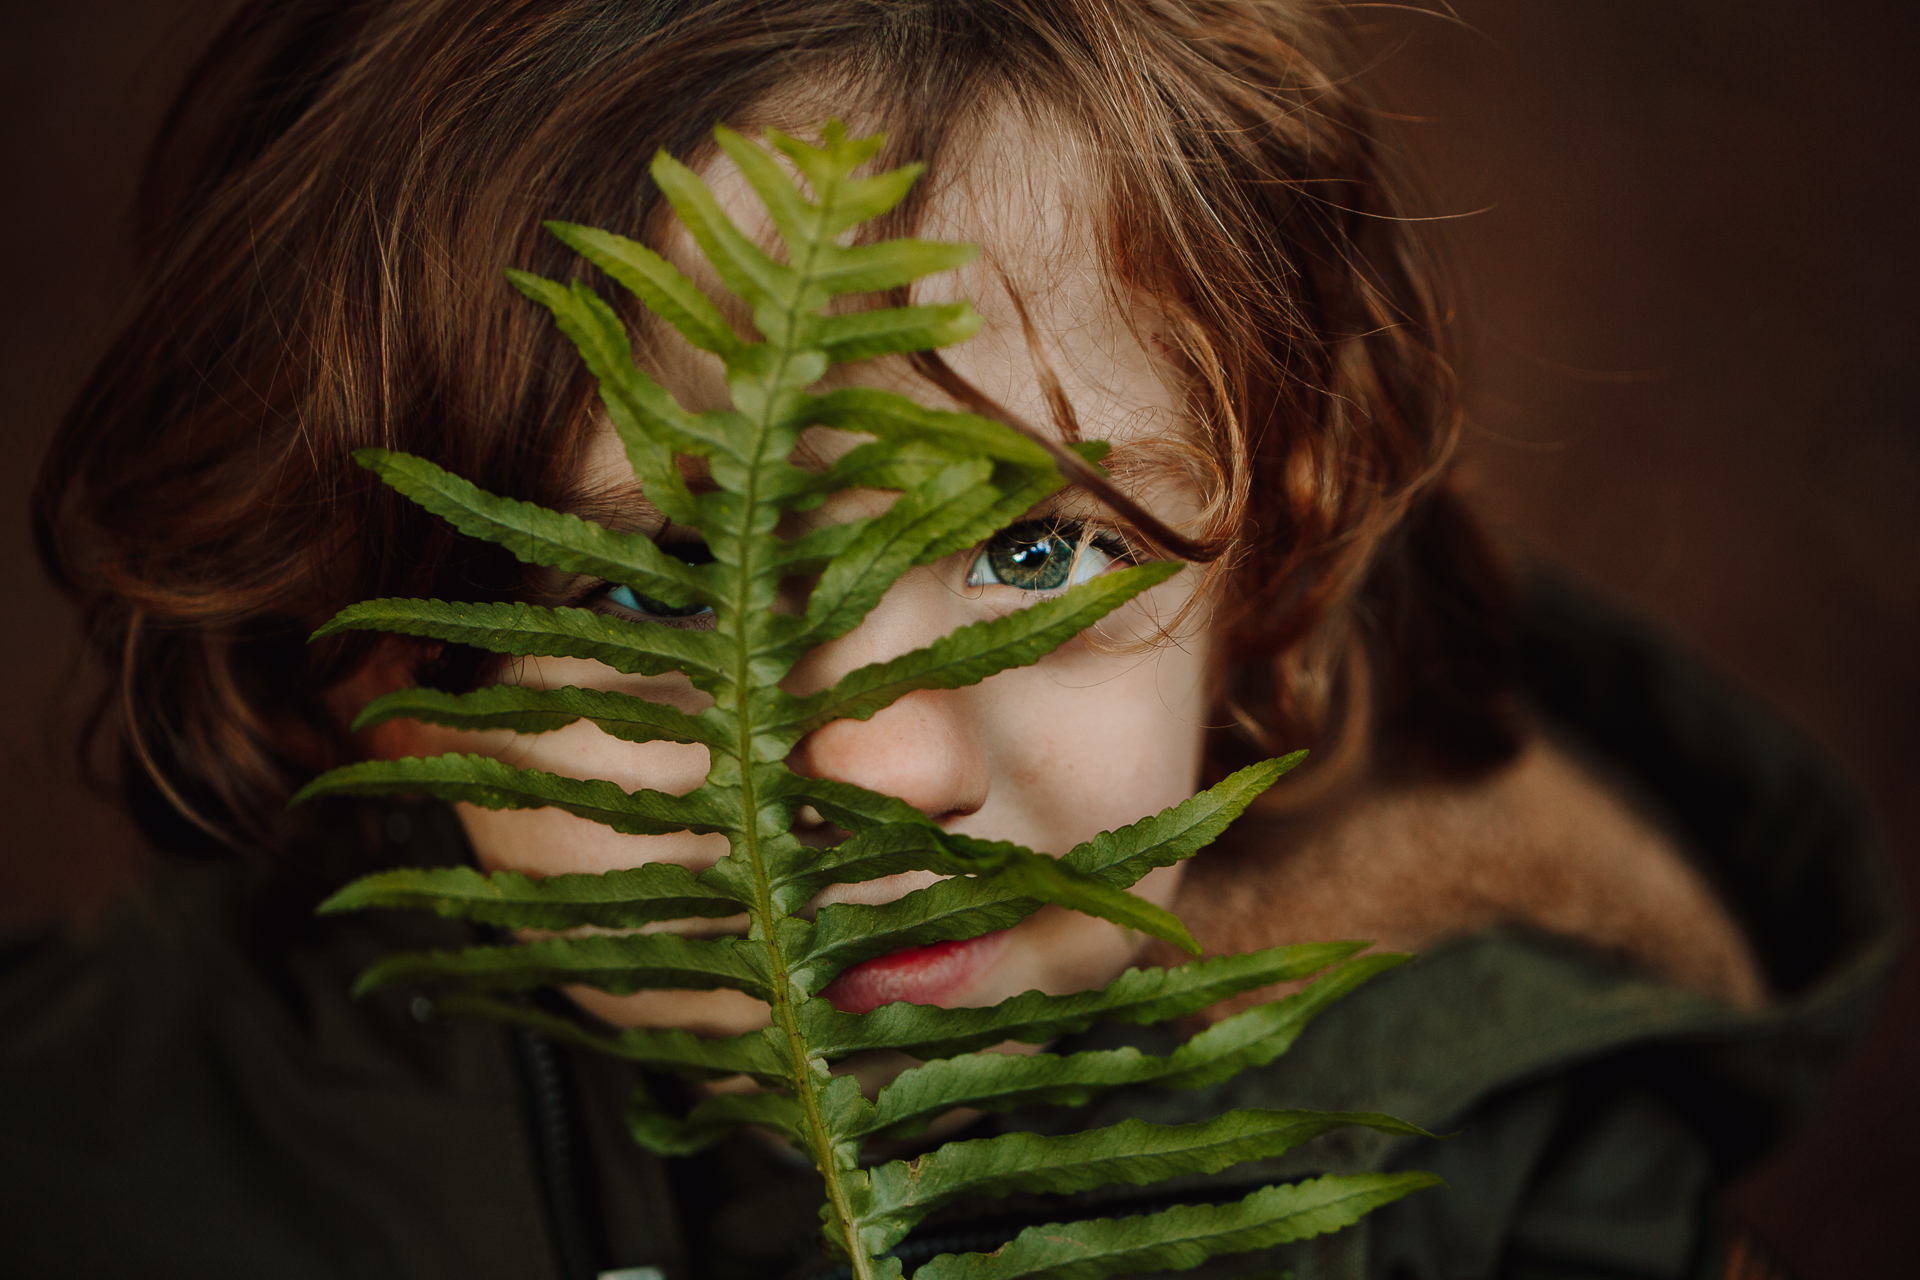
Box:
[789,689,990,822]
[784,571,990,826]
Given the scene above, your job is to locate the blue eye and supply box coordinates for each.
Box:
[593,541,714,627]
[965,520,1122,592]
[601,584,713,623]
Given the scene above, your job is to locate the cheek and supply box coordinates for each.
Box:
[374,695,723,879]
[975,607,1211,1001]
[992,627,1213,847]
[454,801,730,879]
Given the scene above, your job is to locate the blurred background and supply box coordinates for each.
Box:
[3,1,1914,1273]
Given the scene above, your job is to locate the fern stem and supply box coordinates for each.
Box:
[729,149,874,1274]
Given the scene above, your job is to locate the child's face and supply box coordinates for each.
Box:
[386,117,1213,1036]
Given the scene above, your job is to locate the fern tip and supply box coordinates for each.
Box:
[285,776,326,810]
[502,265,563,304]
[348,971,390,1000]
[315,884,367,916]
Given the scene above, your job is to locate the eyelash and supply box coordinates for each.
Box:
[583,519,1133,625]
[963,519,1134,594]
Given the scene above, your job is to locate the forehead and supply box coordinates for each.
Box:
[901,113,1173,428]
[580,108,1184,494]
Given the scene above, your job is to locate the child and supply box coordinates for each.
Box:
[9,2,1892,1277]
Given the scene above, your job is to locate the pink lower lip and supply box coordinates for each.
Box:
[819,931,1009,1015]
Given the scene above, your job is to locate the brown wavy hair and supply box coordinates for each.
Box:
[34,0,1516,857]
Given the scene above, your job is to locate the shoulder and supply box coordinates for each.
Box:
[1177,574,1901,1018]
[1143,577,1898,1271]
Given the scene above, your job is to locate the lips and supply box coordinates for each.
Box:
[818,930,1010,1015]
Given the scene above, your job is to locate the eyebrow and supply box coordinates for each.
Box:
[557,436,1188,546]
[559,457,716,535]
[1032,433,1207,549]
[561,480,667,535]
[1073,437,1177,489]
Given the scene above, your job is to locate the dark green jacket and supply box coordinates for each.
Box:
[1,583,1897,1279]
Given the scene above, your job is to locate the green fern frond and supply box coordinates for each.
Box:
[303,119,1432,1276]
[910,1172,1445,1280]
[317,861,745,929]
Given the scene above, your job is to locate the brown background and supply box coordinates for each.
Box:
[3,2,1914,1274]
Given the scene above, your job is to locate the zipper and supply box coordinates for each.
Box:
[510,1021,603,1280]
